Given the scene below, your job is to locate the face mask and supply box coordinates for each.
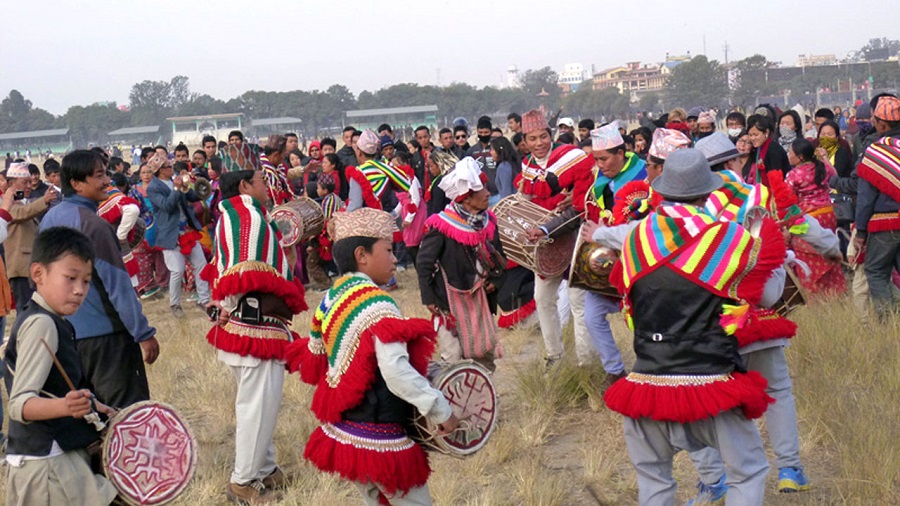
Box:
[478,135,492,144]
[727,128,742,138]
[819,137,839,150]
[779,125,796,138]
[696,130,713,139]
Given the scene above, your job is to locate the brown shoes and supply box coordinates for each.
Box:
[225,480,281,505]
[261,467,291,490]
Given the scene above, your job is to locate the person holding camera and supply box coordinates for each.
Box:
[5,162,57,308]
[201,169,308,504]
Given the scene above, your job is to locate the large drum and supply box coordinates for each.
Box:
[102,401,197,506]
[775,265,807,317]
[568,224,622,298]
[493,195,577,278]
[271,196,325,246]
[127,219,146,250]
[410,361,497,458]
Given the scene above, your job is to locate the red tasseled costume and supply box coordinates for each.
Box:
[345,166,383,210]
[205,324,300,361]
[497,299,537,329]
[604,371,774,423]
[736,217,788,306]
[733,307,798,348]
[202,266,308,314]
[303,427,431,502]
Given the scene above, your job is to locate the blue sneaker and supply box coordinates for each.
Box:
[686,475,727,505]
[777,466,811,493]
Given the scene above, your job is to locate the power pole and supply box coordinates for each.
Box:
[723,41,730,65]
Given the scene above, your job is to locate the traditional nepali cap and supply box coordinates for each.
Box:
[687,106,705,119]
[591,123,624,151]
[652,148,722,199]
[357,129,380,155]
[380,135,394,149]
[698,110,716,125]
[521,109,549,134]
[439,157,486,202]
[875,96,900,122]
[331,207,396,243]
[648,128,691,160]
[6,162,30,179]
[696,132,740,165]
[557,117,575,128]
[145,151,167,172]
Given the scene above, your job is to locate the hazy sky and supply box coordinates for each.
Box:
[2,1,895,115]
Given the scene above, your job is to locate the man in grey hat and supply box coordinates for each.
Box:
[605,149,776,506]
[695,131,743,173]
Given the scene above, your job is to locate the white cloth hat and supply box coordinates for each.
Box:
[557,117,575,128]
[591,123,624,151]
[439,157,484,201]
[6,162,30,179]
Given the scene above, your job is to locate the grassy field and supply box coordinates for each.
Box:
[2,269,899,505]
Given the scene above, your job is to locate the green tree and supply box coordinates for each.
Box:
[564,86,629,119]
[665,55,728,109]
[732,54,779,108]
[128,75,195,126]
[851,38,900,61]
[639,92,662,113]
[65,103,130,145]
[0,90,58,133]
[519,67,561,109]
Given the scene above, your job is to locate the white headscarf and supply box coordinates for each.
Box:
[438,157,483,201]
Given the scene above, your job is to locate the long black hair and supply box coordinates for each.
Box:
[790,138,827,186]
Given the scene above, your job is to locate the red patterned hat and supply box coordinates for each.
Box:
[521,110,549,134]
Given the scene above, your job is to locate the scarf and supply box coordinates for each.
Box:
[777,129,797,153]
[591,152,648,217]
[260,153,295,206]
[747,138,773,185]
[818,137,839,164]
[857,121,875,139]
[518,143,594,211]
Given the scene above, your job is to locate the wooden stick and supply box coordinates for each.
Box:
[38,337,76,392]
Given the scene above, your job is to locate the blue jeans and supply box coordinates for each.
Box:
[584,291,626,374]
[864,230,900,319]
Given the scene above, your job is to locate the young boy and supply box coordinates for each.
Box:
[288,208,459,505]
[4,227,118,505]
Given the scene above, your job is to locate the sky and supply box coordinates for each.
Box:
[1,0,896,115]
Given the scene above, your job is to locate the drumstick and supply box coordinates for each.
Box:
[39,337,76,391]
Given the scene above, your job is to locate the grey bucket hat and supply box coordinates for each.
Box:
[696,132,740,166]
[651,148,723,199]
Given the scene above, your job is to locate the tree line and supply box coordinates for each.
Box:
[2,38,898,146]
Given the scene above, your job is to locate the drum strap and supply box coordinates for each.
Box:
[439,270,502,360]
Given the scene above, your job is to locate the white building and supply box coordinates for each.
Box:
[797,54,838,67]
[503,65,521,89]
[558,63,589,87]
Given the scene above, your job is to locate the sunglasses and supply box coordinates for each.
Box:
[455,135,467,139]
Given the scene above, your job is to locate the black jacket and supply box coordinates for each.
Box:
[416,225,504,312]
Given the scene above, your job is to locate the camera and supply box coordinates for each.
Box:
[206,305,220,322]
[13,190,24,200]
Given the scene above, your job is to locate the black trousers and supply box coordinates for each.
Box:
[75,331,150,409]
[9,277,34,313]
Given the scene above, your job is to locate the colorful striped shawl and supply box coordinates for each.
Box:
[859,136,900,204]
[311,274,402,378]
[213,195,290,280]
[705,170,774,225]
[359,159,412,198]
[621,204,761,301]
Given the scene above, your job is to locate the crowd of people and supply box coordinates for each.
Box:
[2,92,900,506]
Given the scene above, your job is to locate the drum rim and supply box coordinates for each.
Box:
[101,400,197,506]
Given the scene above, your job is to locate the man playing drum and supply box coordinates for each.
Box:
[514,109,595,370]
[202,170,308,504]
[286,208,459,505]
[417,158,504,371]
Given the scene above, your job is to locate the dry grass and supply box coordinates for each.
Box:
[2,269,899,505]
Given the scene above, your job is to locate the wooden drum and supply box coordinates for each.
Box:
[271,196,325,246]
[493,195,576,278]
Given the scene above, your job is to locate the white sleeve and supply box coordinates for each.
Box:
[375,339,452,424]
[592,221,640,250]
[760,266,786,309]
[796,215,840,258]
[0,215,9,245]
[117,204,141,242]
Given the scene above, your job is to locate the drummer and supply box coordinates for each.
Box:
[417,158,504,371]
[514,109,595,370]
[286,208,459,505]
[5,227,118,505]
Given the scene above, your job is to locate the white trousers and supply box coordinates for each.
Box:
[228,359,284,485]
[162,243,210,306]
